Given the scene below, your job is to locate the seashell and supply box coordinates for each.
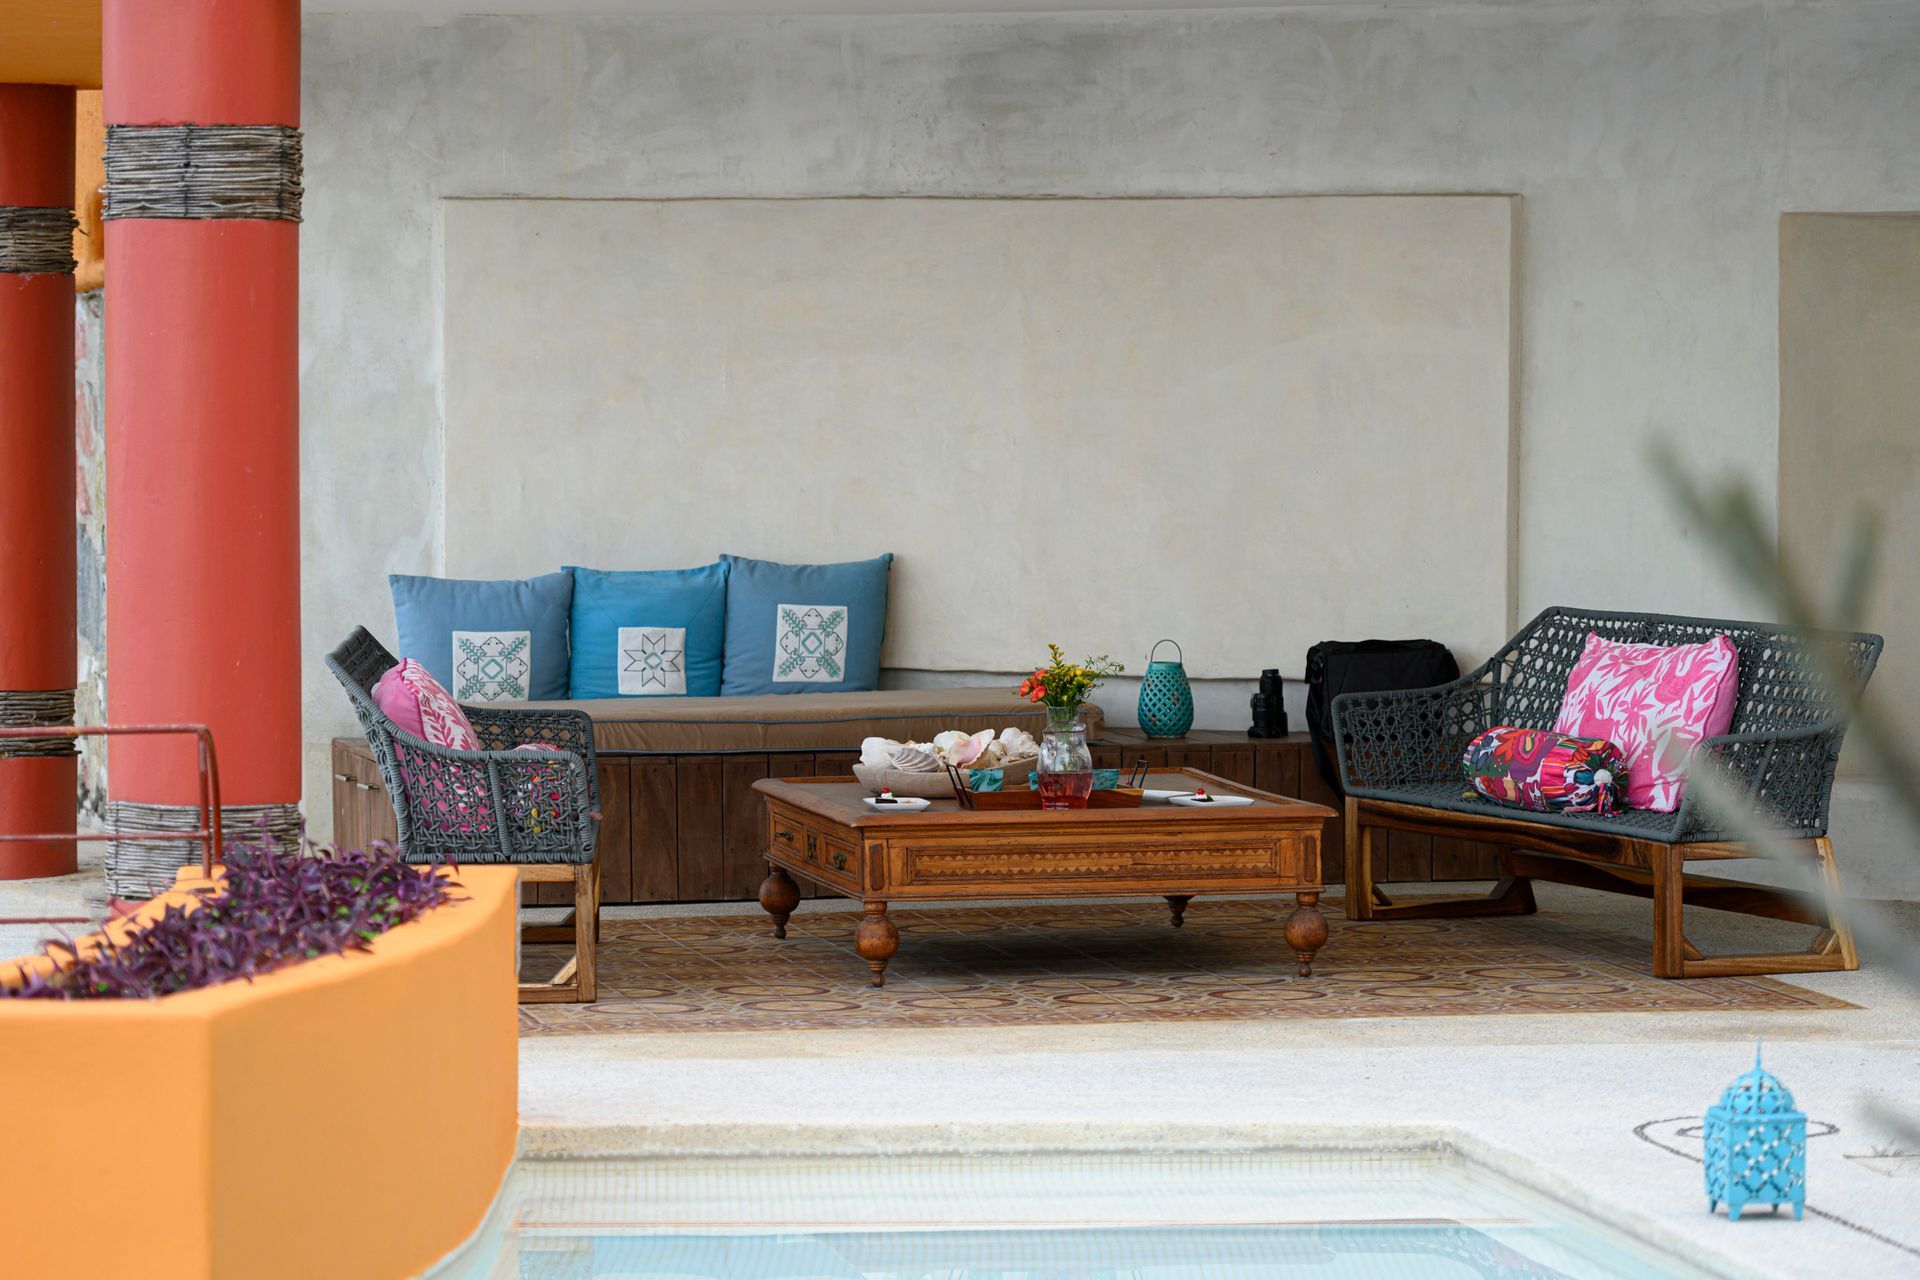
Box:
[931,730,971,756]
[861,737,902,770]
[949,730,994,768]
[889,744,941,773]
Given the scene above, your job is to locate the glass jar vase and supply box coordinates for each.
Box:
[1037,705,1094,810]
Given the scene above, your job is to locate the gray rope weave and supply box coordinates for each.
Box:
[1332,606,1882,844]
[104,800,304,900]
[0,206,77,274]
[104,125,303,223]
[0,689,76,759]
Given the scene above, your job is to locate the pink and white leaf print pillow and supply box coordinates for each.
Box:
[373,658,480,751]
[1552,632,1739,812]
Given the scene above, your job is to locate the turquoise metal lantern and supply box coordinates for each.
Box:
[1138,639,1195,739]
[1705,1045,1807,1221]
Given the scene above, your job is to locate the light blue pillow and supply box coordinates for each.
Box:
[719,553,894,695]
[388,571,573,703]
[565,563,728,699]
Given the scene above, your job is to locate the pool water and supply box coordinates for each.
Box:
[430,1149,1735,1280]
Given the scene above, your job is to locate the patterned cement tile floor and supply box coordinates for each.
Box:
[517,900,1851,1035]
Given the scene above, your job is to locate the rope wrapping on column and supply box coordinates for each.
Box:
[0,206,78,274]
[103,124,303,223]
[104,800,305,900]
[0,689,77,758]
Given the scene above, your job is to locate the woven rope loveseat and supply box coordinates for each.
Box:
[1331,606,1882,978]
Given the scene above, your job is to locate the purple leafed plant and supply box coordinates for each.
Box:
[0,841,459,1001]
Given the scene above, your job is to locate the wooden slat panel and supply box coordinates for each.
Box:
[1254,742,1301,799]
[767,753,817,780]
[676,756,727,901]
[1431,837,1503,881]
[1292,756,1344,885]
[1387,829,1432,883]
[1091,744,1126,771]
[630,758,679,903]
[1166,745,1212,770]
[596,757,633,906]
[722,755,773,901]
[813,750,860,778]
[1212,744,1256,786]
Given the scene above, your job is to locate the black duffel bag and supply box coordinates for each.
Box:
[1304,639,1459,798]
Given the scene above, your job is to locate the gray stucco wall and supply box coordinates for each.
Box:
[298,4,1920,883]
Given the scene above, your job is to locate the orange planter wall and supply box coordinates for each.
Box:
[0,864,520,1279]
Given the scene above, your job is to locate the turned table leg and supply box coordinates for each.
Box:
[1165,895,1193,928]
[1284,891,1329,977]
[856,900,900,987]
[758,864,801,939]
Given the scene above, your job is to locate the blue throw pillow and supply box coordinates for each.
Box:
[565,563,728,699]
[719,553,893,695]
[388,571,573,703]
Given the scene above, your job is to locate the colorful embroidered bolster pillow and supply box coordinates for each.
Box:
[1461,725,1627,814]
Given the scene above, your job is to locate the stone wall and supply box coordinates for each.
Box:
[74,290,105,820]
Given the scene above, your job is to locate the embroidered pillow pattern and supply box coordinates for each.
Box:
[1553,632,1740,812]
[1461,725,1627,814]
[774,605,850,683]
[453,630,531,702]
[394,659,480,750]
[617,626,688,696]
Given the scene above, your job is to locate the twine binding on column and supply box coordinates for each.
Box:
[0,206,78,274]
[105,801,305,900]
[0,689,77,758]
[104,124,303,223]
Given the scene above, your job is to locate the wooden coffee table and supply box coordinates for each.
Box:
[752,769,1336,986]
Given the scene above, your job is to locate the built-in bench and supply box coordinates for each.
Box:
[331,697,1390,907]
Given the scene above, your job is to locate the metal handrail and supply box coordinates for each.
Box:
[0,725,224,878]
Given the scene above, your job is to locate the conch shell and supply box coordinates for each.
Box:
[888,744,941,773]
[948,729,996,768]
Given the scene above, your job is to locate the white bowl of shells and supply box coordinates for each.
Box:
[853,727,1041,798]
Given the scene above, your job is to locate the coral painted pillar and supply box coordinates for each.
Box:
[103,1,304,896]
[0,85,79,880]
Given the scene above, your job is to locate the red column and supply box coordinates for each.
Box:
[104,1,302,889]
[0,85,78,880]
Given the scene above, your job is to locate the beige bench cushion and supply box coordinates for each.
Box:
[520,688,1106,755]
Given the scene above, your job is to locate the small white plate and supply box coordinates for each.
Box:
[864,795,932,811]
[1168,793,1255,809]
[1142,788,1190,804]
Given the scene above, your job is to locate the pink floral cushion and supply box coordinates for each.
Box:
[1552,632,1739,812]
[373,658,479,751]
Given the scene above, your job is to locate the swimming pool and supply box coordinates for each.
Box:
[429,1147,1738,1279]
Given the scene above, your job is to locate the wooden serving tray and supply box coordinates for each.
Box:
[960,786,1144,811]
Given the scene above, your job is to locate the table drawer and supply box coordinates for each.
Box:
[771,814,860,889]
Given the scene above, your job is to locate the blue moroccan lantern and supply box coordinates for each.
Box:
[1705,1044,1807,1221]
[1138,639,1194,739]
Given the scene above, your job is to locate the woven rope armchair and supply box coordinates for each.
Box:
[1331,606,1882,979]
[325,626,602,1002]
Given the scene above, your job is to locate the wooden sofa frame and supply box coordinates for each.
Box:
[1334,606,1881,979]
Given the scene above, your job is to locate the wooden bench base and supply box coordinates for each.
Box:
[1345,797,1859,979]
[517,861,600,1004]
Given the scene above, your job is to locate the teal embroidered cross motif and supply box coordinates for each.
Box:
[453,631,531,701]
[775,605,848,682]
